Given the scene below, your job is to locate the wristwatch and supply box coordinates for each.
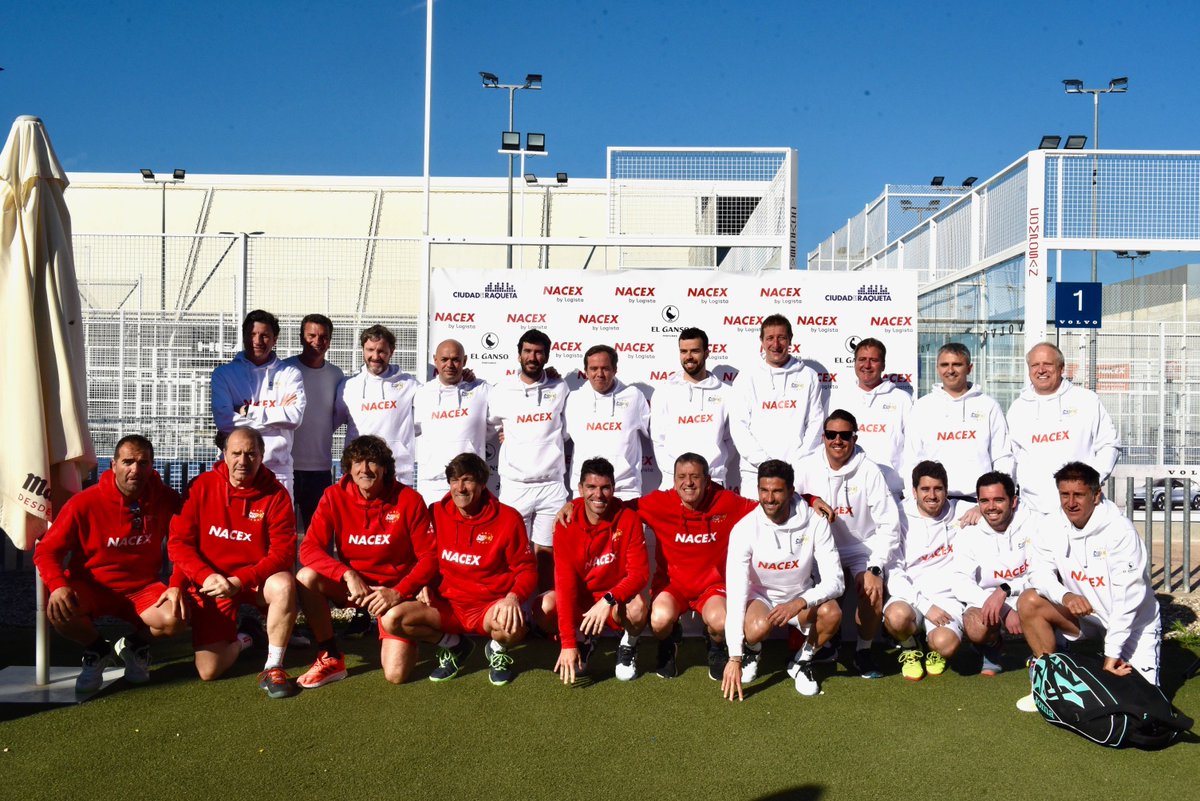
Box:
[998,582,1012,596]
[867,566,882,577]
[603,592,617,606]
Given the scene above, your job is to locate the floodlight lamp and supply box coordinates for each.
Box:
[524,73,542,87]
[1136,250,1150,257]
[526,132,545,152]
[930,176,944,187]
[480,71,499,86]
[173,169,186,180]
[556,172,568,184]
[1063,79,1084,93]
[962,176,978,188]
[1114,250,1129,258]
[930,199,941,207]
[1064,135,1088,149]
[501,131,521,151]
[1039,135,1062,149]
[1109,76,1128,91]
[140,168,155,180]
[524,173,538,185]
[899,199,912,209]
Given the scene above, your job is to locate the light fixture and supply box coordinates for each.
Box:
[1064,135,1088,149]
[1038,135,1062,149]
[1109,76,1128,91]
[556,172,568,184]
[962,176,978,188]
[930,176,944,187]
[501,131,521,151]
[479,71,499,86]
[525,132,545,152]
[524,73,542,87]
[1062,79,1084,92]
[899,200,912,209]
[524,173,537,185]
[172,168,186,180]
[140,168,155,180]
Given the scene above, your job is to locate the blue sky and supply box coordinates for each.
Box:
[4,1,1197,278]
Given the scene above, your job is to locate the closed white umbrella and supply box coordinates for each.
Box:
[0,115,96,689]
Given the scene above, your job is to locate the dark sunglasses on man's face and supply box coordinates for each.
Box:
[823,430,855,442]
[129,501,143,530]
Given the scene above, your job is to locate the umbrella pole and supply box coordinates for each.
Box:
[34,563,48,685]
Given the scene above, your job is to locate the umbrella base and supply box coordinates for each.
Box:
[0,664,122,704]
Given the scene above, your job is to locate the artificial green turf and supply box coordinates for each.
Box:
[1,631,1196,801]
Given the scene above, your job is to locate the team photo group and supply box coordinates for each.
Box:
[37,305,1157,713]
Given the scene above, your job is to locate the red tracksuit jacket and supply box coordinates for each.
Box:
[429,490,536,606]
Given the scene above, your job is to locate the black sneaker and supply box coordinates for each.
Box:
[486,642,515,686]
[237,616,267,652]
[429,637,474,682]
[706,639,728,682]
[615,643,637,681]
[740,647,761,684]
[812,639,839,663]
[654,636,679,679]
[577,638,596,674]
[854,648,884,679]
[257,667,299,699]
[344,608,373,640]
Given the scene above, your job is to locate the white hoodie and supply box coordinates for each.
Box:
[725,494,843,657]
[830,381,911,497]
[888,498,962,614]
[1027,499,1158,661]
[793,447,899,571]
[413,378,490,483]
[565,379,650,496]
[951,504,1035,608]
[335,365,419,483]
[487,372,569,485]
[730,356,824,469]
[1006,380,1120,514]
[650,372,734,488]
[904,383,1013,498]
[211,352,307,483]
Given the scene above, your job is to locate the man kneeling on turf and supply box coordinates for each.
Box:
[723,460,843,700]
[391,453,536,685]
[538,457,649,684]
[296,435,435,687]
[883,460,965,681]
[34,435,186,694]
[169,426,300,698]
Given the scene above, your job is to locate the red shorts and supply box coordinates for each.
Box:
[188,585,263,647]
[429,594,498,637]
[67,578,166,625]
[654,581,725,616]
[318,583,412,644]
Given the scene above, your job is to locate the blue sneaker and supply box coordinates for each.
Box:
[429,637,474,682]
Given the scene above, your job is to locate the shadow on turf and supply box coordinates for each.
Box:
[751,784,824,800]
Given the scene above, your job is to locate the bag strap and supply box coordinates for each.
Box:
[1075,704,1194,732]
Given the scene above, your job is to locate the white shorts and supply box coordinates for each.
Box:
[745,590,809,631]
[1066,615,1162,685]
[417,479,449,507]
[500,480,569,548]
[884,595,964,641]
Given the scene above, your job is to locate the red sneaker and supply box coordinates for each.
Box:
[296,651,347,689]
[257,666,298,699]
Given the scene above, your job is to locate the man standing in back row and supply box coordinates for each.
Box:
[283,313,343,529]
[565,345,650,500]
[414,338,490,505]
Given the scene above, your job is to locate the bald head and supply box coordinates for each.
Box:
[434,339,467,385]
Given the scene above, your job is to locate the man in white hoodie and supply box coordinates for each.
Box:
[794,409,899,679]
[335,325,420,485]
[565,345,650,500]
[651,327,736,490]
[1017,461,1159,704]
[884,460,963,682]
[722,459,843,700]
[830,337,910,499]
[413,339,490,505]
[1006,343,1120,515]
[730,314,825,500]
[904,343,1012,501]
[212,309,307,495]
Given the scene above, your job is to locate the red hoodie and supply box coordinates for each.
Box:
[168,462,296,590]
[552,497,648,647]
[632,486,755,598]
[301,475,435,597]
[34,469,181,594]
[429,490,536,606]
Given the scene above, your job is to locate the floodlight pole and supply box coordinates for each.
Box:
[141,169,186,311]
[481,74,541,268]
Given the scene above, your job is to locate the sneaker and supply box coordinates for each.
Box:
[615,643,637,681]
[289,625,313,649]
[793,659,819,696]
[706,638,728,682]
[1016,693,1039,712]
[853,648,883,679]
[344,608,373,640]
[654,636,679,679]
[297,650,347,689]
[899,648,925,681]
[75,646,116,695]
[257,666,298,699]
[925,650,947,677]
[577,638,596,674]
[980,641,1004,676]
[113,637,151,684]
[486,643,515,686]
[237,616,267,652]
[812,640,839,663]
[429,637,474,682]
[740,648,760,684]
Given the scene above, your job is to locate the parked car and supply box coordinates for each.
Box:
[1131,478,1200,511]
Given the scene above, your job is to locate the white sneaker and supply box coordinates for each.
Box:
[614,643,637,681]
[793,659,819,696]
[740,649,760,684]
[76,647,116,695]
[1016,693,1038,712]
[114,636,151,684]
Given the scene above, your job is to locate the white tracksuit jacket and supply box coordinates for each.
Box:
[211,352,306,483]
[651,372,735,488]
[335,365,419,483]
[950,505,1035,608]
[1006,380,1120,514]
[730,356,825,470]
[793,448,899,572]
[1028,499,1158,662]
[725,495,843,658]
[830,381,911,497]
[904,383,1013,498]
[486,372,569,486]
[413,378,490,483]
[888,498,963,615]
[565,379,650,496]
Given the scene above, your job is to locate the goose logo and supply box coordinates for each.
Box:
[481,332,500,350]
[661,305,680,323]
[845,336,861,353]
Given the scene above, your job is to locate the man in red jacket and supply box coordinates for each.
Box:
[34,435,185,694]
[168,426,299,698]
[391,452,536,686]
[538,457,649,684]
[296,435,435,688]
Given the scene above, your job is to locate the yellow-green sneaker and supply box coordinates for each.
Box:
[899,649,924,681]
[925,650,947,677]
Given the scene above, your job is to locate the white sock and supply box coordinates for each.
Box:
[236,633,254,652]
[620,631,639,647]
[264,644,285,671]
[900,636,918,649]
[488,640,506,655]
[856,638,872,651]
[745,641,763,654]
[437,633,460,649]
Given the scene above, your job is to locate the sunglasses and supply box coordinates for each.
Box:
[129,501,143,530]
[823,430,855,442]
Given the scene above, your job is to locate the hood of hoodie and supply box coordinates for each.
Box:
[213,460,284,515]
[752,493,813,537]
[854,379,900,408]
[1059,497,1121,569]
[434,489,503,549]
[430,377,480,410]
[813,447,866,512]
[578,377,628,416]
[1015,377,1073,422]
[926,381,985,422]
[667,371,724,409]
[231,350,282,390]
